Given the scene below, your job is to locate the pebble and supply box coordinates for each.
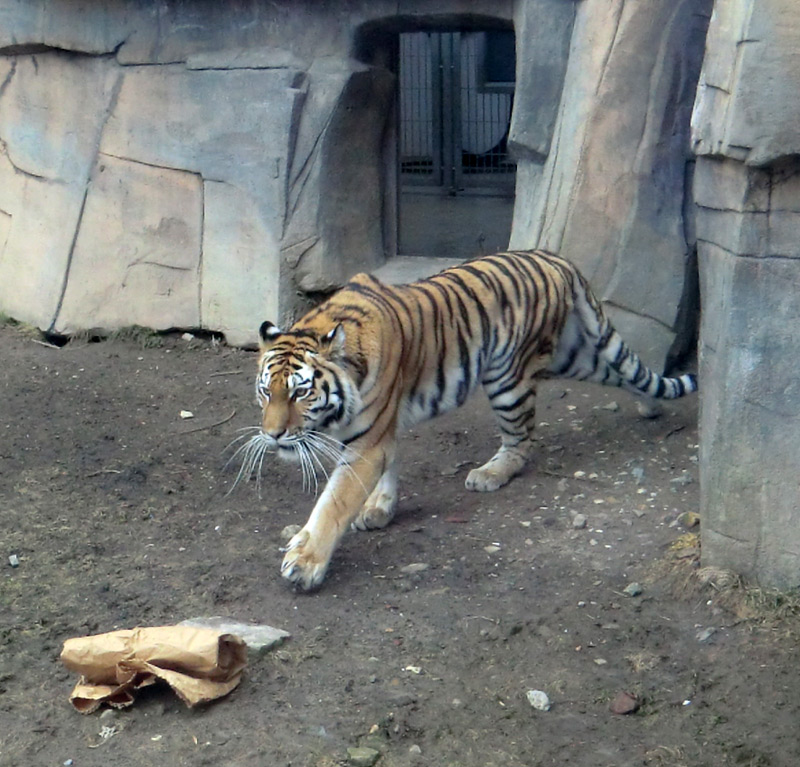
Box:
[601,401,620,412]
[179,410,194,419]
[696,627,717,643]
[8,554,19,567]
[637,401,662,419]
[525,689,551,711]
[623,582,643,597]
[677,511,700,528]
[484,545,501,554]
[632,467,645,484]
[670,472,694,487]
[400,562,429,574]
[409,744,422,757]
[280,524,302,542]
[572,514,587,530]
[609,690,640,715]
[347,746,380,767]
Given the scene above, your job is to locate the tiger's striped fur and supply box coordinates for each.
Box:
[245,249,697,589]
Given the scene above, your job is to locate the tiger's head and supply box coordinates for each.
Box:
[253,320,360,460]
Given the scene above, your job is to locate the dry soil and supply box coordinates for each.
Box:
[1,324,798,767]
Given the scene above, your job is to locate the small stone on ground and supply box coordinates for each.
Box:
[572,513,587,529]
[400,562,429,574]
[623,582,643,597]
[280,524,302,542]
[526,689,551,711]
[610,690,640,715]
[347,746,380,767]
[179,616,290,654]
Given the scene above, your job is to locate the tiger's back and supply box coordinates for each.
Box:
[291,249,693,430]
[249,249,696,589]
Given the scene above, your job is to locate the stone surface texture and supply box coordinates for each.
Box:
[510,0,711,368]
[693,0,800,589]
[179,616,291,655]
[0,0,444,343]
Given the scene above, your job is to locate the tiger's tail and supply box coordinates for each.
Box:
[546,272,697,400]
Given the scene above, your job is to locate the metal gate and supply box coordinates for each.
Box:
[399,30,516,196]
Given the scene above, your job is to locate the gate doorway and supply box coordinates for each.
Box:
[398,29,516,258]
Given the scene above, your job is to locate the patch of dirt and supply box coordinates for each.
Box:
[1,325,798,767]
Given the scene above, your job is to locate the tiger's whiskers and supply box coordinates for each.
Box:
[224,428,354,498]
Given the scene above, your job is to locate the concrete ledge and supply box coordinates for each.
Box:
[373,256,464,285]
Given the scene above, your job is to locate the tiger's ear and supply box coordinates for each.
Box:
[319,323,346,359]
[259,320,282,350]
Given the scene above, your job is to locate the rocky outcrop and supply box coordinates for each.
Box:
[0,1,405,345]
[0,53,121,330]
[693,0,800,589]
[510,0,711,368]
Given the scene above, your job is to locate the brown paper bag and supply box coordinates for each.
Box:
[60,625,247,713]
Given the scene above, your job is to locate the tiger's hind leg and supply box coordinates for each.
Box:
[352,462,397,531]
[466,378,538,492]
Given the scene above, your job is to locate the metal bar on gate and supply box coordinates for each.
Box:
[451,31,463,194]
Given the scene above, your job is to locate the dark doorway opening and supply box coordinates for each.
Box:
[398,29,516,258]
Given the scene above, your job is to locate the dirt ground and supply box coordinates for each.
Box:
[2,322,799,767]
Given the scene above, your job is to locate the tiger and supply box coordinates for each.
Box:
[237,249,697,590]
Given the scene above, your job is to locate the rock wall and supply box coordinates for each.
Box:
[693,0,800,588]
[0,0,707,359]
[0,0,502,344]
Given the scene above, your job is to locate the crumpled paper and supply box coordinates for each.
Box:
[60,625,247,714]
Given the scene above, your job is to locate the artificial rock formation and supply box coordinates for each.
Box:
[0,0,703,361]
[693,0,800,588]
[0,1,403,345]
[510,0,710,368]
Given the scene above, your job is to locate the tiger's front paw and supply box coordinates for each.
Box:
[281,529,331,590]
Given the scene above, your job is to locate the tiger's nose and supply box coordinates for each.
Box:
[265,428,286,441]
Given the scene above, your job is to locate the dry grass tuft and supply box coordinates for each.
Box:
[625,650,660,673]
[651,529,800,633]
[0,314,43,339]
[109,325,164,348]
